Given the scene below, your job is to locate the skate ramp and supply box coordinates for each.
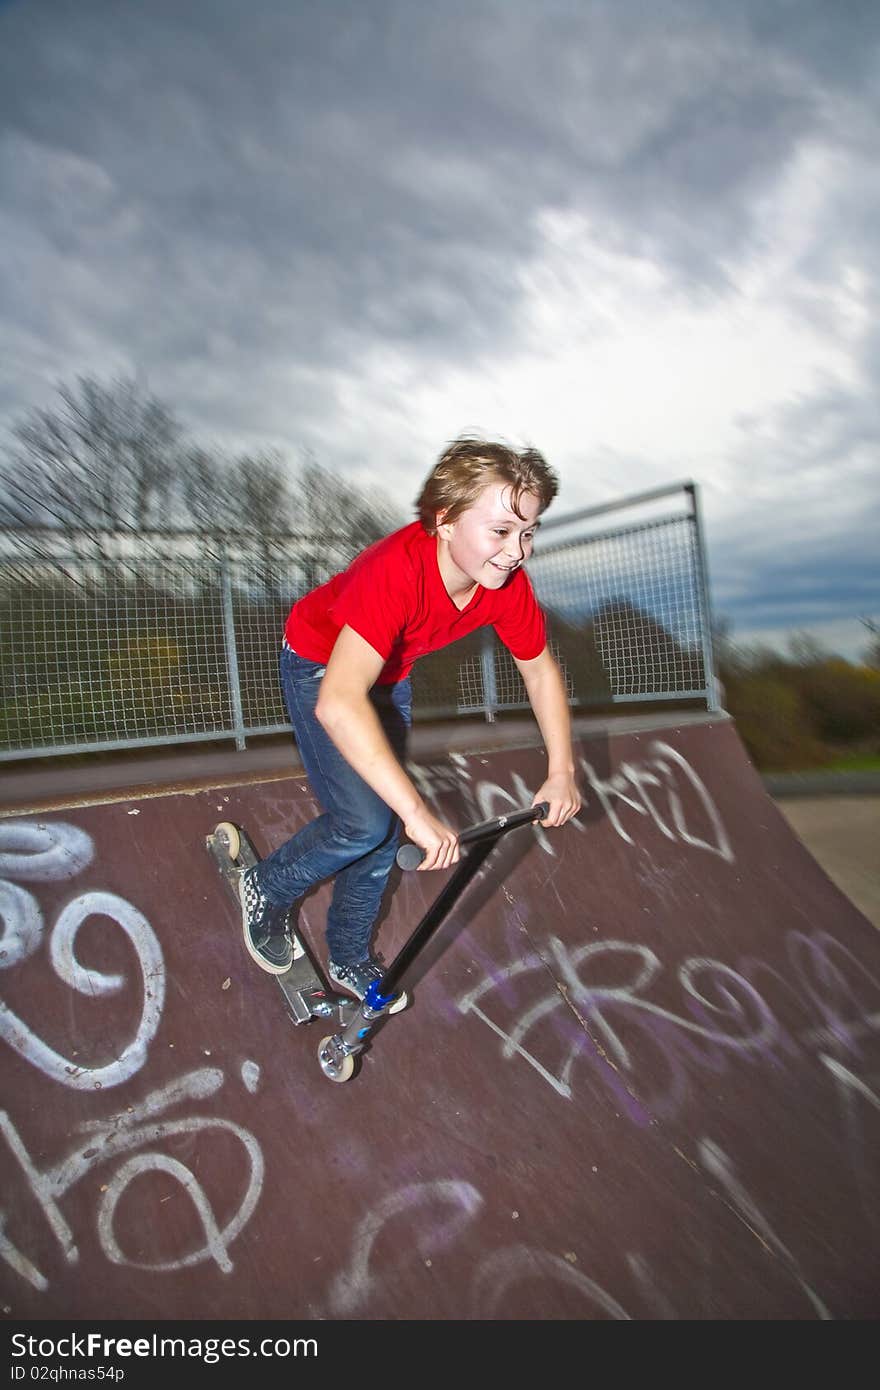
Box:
[2,716,879,1320]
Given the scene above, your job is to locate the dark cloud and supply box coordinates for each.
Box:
[709,368,880,644]
[1,0,878,653]
[3,0,873,380]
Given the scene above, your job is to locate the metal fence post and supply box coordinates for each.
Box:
[0,498,721,761]
[687,483,721,712]
[480,629,498,723]
[219,548,248,750]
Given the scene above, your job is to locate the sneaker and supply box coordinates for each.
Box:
[238,866,293,974]
[328,957,408,1014]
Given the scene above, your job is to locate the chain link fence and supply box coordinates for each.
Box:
[0,482,716,761]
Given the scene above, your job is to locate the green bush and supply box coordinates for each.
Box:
[721,670,829,771]
[790,659,880,742]
[717,630,880,770]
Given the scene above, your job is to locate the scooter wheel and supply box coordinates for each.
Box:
[318,1037,355,1083]
[213,821,241,860]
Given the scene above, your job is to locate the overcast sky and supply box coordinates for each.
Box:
[1,0,878,658]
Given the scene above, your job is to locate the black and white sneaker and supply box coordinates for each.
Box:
[238,866,293,974]
[328,957,408,1014]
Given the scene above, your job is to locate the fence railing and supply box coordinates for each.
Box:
[0,482,717,761]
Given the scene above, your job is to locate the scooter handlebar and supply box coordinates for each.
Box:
[396,800,550,871]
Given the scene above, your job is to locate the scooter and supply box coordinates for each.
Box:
[316,800,548,1082]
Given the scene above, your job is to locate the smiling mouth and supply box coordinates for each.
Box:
[489,561,518,571]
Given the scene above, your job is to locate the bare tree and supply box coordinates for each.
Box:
[0,375,184,560]
[242,449,295,538]
[860,616,880,670]
[180,445,230,538]
[179,445,293,548]
[0,376,403,572]
[287,450,399,590]
[298,452,399,545]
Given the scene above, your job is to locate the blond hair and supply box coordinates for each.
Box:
[416,436,558,534]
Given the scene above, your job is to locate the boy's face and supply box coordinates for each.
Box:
[437,479,542,592]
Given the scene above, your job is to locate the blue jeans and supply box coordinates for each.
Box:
[257,645,412,966]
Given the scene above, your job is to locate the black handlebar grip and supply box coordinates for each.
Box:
[395,800,551,871]
[396,842,426,871]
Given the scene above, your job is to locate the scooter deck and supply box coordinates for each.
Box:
[205,821,343,1026]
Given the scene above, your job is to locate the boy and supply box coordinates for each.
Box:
[239,437,581,1002]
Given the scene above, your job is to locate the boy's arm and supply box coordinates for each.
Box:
[315,625,460,870]
[513,646,581,827]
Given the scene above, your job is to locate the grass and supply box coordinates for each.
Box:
[821,752,880,773]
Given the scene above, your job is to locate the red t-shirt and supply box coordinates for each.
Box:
[286,521,546,684]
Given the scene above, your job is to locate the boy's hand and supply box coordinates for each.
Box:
[403,806,460,871]
[533,772,581,827]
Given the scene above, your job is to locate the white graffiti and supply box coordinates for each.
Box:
[458,924,880,1247]
[2,1069,263,1285]
[317,1136,839,1319]
[820,1054,880,1115]
[325,1179,484,1315]
[472,1245,631,1319]
[581,740,734,862]
[0,820,94,883]
[0,768,867,1318]
[458,936,776,1104]
[0,820,165,1090]
[474,772,558,858]
[0,880,42,968]
[819,1054,880,1230]
[97,1126,262,1275]
[408,737,733,864]
[0,819,265,1291]
[0,820,93,970]
[698,1137,831,1319]
[625,1251,679,1319]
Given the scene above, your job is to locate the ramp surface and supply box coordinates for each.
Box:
[2,718,879,1320]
